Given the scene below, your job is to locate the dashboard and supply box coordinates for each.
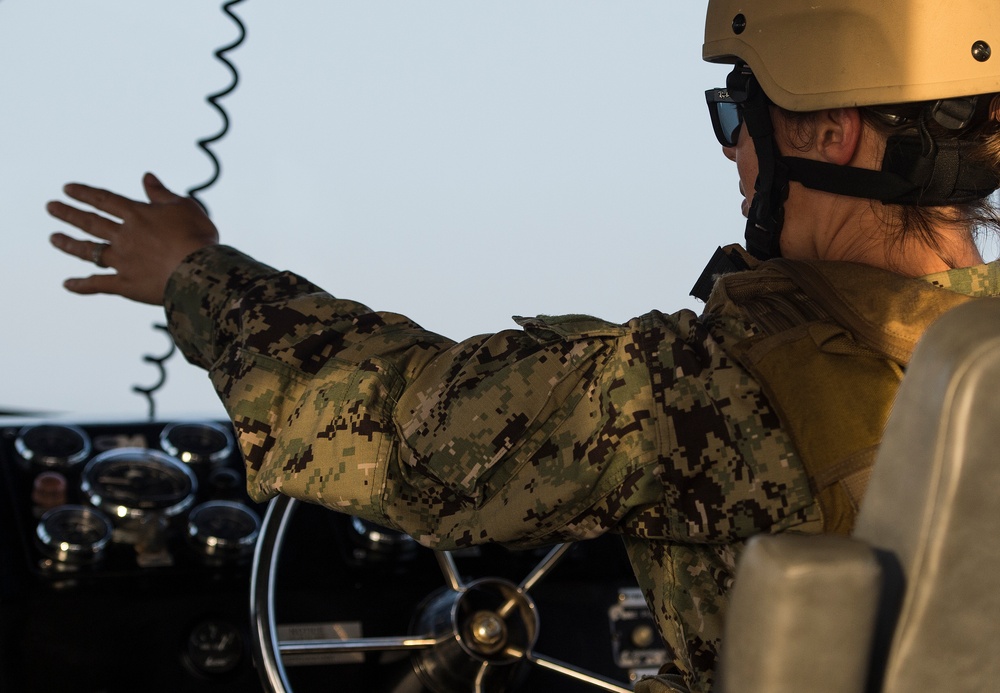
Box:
[0,420,666,692]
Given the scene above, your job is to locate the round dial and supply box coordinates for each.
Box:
[81,448,198,520]
[187,500,260,560]
[15,423,91,471]
[36,504,113,565]
[186,619,244,675]
[160,421,235,466]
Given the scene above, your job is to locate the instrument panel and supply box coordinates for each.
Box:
[0,420,665,693]
[0,420,263,692]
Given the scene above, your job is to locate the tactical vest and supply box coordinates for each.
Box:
[706,247,976,534]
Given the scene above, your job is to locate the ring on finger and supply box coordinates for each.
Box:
[91,242,110,269]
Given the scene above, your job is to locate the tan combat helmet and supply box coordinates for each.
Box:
[703,0,1000,112]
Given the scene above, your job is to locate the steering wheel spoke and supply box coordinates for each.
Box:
[252,496,639,692]
[519,542,572,592]
[435,549,465,592]
[526,651,635,693]
[279,633,438,664]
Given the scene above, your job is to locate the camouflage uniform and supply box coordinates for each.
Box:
[164,244,1000,693]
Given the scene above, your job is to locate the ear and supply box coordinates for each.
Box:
[814,108,863,166]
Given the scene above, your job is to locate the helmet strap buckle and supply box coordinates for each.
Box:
[930,97,979,131]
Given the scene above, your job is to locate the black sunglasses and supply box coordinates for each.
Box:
[705,64,758,148]
[705,87,744,148]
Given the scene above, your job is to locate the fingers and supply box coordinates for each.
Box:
[47,179,153,239]
[50,233,111,267]
[46,200,120,241]
[48,174,197,242]
[53,233,119,295]
[63,273,121,296]
[62,182,141,220]
[142,172,183,204]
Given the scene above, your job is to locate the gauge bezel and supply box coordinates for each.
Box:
[14,423,92,471]
[159,421,236,466]
[187,500,261,559]
[185,618,246,675]
[36,504,114,564]
[81,448,198,521]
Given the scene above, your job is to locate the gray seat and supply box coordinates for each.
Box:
[718,299,1000,693]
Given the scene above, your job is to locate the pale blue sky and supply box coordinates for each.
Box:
[1,1,742,417]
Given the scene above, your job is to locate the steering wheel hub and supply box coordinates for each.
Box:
[468,611,506,652]
[412,577,539,691]
[252,496,634,693]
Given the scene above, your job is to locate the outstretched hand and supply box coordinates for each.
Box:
[48,173,219,306]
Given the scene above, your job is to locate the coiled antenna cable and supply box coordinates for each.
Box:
[133,0,247,419]
[187,0,248,213]
[132,324,177,420]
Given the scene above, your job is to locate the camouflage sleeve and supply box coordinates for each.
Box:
[164,245,813,552]
[164,245,823,692]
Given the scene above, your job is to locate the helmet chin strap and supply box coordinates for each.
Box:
[737,70,789,261]
[688,66,787,300]
[780,134,1000,206]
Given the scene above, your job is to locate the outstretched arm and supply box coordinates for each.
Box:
[48,172,219,305]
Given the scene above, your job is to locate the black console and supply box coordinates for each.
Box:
[0,420,667,693]
[0,420,263,693]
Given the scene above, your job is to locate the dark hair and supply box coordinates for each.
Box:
[865,99,1000,263]
[781,97,1000,265]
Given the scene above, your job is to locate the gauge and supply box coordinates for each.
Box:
[160,421,235,466]
[81,448,198,521]
[185,619,244,675]
[187,500,260,561]
[15,423,91,471]
[36,504,113,565]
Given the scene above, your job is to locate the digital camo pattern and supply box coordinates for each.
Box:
[924,259,1000,295]
[164,245,996,692]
